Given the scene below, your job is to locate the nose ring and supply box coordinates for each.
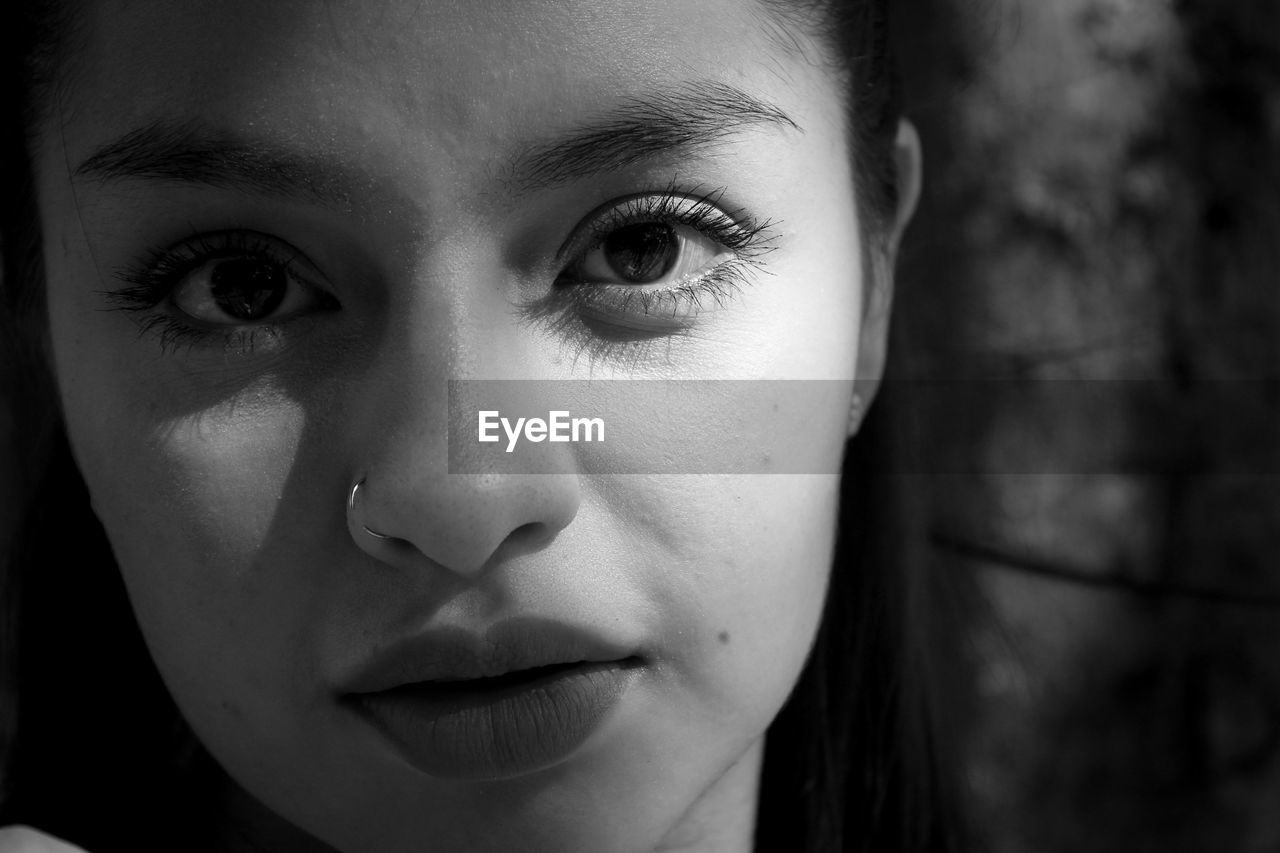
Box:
[348,477,395,541]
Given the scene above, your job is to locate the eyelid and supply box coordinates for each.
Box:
[519,180,779,366]
[143,229,324,284]
[107,229,334,312]
[553,186,756,265]
[98,228,341,359]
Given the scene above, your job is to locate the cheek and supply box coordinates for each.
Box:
[42,196,338,668]
[42,182,309,568]
[604,392,851,738]
[49,267,321,732]
[696,475,838,670]
[67,381,310,671]
[652,474,840,692]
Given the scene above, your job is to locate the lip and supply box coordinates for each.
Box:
[340,617,644,779]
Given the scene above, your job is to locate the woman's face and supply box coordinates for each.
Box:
[36,1,884,850]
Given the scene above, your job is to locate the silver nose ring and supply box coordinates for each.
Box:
[348,476,395,541]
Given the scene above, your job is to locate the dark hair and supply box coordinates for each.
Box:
[0,2,967,851]
[0,13,227,841]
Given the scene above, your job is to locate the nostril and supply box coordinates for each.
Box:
[508,521,554,546]
[344,467,579,577]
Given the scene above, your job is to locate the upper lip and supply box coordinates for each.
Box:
[339,616,638,695]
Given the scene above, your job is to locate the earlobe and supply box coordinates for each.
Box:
[847,390,866,436]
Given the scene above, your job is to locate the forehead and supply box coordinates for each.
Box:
[50,0,831,180]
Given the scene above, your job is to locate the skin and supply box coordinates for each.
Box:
[34,1,919,850]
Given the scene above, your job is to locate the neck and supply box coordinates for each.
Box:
[655,736,765,853]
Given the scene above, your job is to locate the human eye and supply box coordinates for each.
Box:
[100,229,339,355]
[544,187,776,341]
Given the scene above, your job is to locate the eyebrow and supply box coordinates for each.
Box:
[507,82,798,192]
[72,81,799,204]
[72,121,367,208]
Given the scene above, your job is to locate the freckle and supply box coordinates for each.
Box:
[718,631,730,645]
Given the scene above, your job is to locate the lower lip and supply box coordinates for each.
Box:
[351,660,642,780]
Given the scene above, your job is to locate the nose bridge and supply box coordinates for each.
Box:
[348,266,581,577]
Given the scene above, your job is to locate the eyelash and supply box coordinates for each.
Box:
[529,187,777,363]
[102,187,777,360]
[102,230,323,356]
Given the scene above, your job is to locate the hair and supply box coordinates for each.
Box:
[0,1,969,851]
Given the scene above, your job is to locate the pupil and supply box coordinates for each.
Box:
[603,223,679,283]
[210,258,287,320]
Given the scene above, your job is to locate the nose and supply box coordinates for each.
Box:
[347,465,580,577]
[344,306,581,578]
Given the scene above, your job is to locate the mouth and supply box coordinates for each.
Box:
[395,659,616,690]
[340,619,645,780]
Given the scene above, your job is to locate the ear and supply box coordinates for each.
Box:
[850,119,922,436]
[889,119,923,255]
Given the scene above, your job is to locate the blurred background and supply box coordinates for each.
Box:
[893,0,1280,850]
